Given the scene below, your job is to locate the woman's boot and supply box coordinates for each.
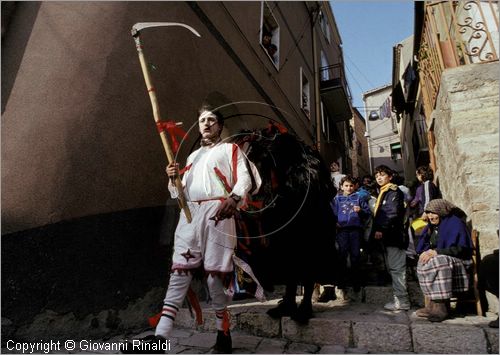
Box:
[415,297,434,318]
[428,299,449,322]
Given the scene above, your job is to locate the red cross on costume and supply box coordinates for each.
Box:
[181,249,195,262]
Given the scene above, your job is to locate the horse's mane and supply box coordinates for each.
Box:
[234,125,335,209]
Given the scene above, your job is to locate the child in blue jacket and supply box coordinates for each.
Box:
[331,175,371,294]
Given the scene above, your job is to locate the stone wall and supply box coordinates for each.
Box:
[433,61,499,314]
[433,61,499,256]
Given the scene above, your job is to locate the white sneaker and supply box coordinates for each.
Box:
[384,297,410,311]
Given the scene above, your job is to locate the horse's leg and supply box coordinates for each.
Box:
[266,282,298,319]
[301,282,314,306]
[292,281,314,324]
[284,282,297,304]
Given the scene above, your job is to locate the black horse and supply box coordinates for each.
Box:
[233,123,340,323]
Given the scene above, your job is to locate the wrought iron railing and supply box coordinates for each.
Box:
[319,63,353,102]
[417,0,499,117]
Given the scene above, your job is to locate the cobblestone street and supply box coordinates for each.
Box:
[3,286,498,354]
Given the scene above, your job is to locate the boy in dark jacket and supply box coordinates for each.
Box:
[332,175,371,295]
[372,165,410,311]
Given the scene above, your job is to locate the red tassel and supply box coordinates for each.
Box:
[148,311,162,328]
[156,120,188,153]
[222,310,230,335]
[187,286,203,325]
[266,120,288,135]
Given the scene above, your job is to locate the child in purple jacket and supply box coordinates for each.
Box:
[410,165,442,217]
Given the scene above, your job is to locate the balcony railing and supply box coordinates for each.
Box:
[417,0,499,117]
[319,63,352,102]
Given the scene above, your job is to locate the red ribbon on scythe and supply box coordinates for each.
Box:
[156,121,188,154]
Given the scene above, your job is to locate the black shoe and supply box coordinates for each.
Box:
[291,301,313,324]
[212,330,232,354]
[121,335,167,354]
[266,299,297,319]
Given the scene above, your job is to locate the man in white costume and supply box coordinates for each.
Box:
[152,103,259,354]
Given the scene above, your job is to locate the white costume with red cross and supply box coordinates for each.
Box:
[156,141,260,339]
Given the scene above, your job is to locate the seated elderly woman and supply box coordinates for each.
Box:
[415,199,473,322]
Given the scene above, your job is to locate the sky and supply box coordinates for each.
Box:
[330,1,415,117]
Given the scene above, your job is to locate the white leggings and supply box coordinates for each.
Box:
[155,272,230,338]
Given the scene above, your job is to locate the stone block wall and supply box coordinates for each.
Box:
[432,61,499,314]
[433,61,499,256]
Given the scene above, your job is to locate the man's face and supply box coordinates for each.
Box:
[198,110,221,139]
[375,171,392,187]
[362,177,372,186]
[330,163,339,172]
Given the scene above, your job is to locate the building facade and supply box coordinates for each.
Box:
[362,85,404,176]
[1,1,352,339]
[349,107,370,178]
[391,35,430,186]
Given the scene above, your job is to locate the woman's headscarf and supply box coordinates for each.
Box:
[424,199,456,217]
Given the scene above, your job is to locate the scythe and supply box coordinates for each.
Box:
[131,22,201,223]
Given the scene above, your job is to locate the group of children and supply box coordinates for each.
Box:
[321,163,440,311]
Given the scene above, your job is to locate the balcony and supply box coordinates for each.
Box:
[319,63,352,122]
[416,0,499,118]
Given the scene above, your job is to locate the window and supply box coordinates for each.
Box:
[318,10,331,43]
[300,68,310,119]
[357,141,363,156]
[260,2,280,67]
[320,50,329,80]
[346,123,354,148]
[390,143,402,161]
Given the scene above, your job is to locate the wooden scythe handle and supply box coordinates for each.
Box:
[133,34,192,223]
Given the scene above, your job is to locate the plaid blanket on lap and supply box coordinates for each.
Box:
[417,254,472,300]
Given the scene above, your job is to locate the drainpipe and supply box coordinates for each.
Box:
[364,98,373,174]
[312,3,321,152]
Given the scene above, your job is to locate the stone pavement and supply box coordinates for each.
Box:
[2,286,498,354]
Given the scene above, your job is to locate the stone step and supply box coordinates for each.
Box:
[364,283,424,307]
[174,295,498,354]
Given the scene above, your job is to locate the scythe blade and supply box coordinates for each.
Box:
[131,22,201,37]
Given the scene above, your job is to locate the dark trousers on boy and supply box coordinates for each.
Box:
[337,227,362,291]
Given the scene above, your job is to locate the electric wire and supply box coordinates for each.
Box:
[279,3,322,71]
[344,52,376,89]
[344,63,367,98]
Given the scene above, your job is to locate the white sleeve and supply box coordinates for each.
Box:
[168,179,179,199]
